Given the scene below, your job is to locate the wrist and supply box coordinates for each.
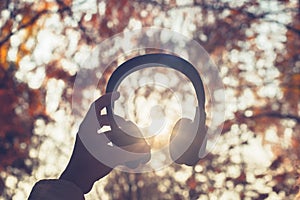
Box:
[59,170,94,194]
[29,179,85,199]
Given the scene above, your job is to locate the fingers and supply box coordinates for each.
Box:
[97,115,136,129]
[121,142,150,154]
[95,92,120,127]
[116,142,151,167]
[98,115,110,127]
[81,131,151,167]
[101,115,148,147]
[98,114,129,129]
[79,92,152,168]
[94,92,120,112]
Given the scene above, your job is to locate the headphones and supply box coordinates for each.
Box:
[105,53,207,166]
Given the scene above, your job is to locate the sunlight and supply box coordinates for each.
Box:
[265,127,279,143]
[241,136,273,168]
[1,0,298,199]
[114,66,195,142]
[46,78,65,113]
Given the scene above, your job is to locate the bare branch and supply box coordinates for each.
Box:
[137,0,300,36]
[0,10,47,46]
[250,112,300,124]
[0,2,72,47]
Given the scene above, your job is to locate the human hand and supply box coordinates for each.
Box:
[60,93,151,194]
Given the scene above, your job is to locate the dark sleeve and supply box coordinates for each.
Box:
[28,179,85,200]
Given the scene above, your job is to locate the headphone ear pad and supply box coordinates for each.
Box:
[170,117,207,166]
[169,118,193,165]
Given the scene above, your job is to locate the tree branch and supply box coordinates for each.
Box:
[137,0,300,36]
[0,10,47,46]
[0,3,72,47]
[251,112,300,124]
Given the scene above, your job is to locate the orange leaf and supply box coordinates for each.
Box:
[0,42,10,69]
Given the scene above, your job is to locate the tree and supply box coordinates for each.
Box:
[0,0,299,199]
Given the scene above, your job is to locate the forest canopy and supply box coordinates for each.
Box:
[0,0,299,199]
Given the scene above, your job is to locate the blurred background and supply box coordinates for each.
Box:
[0,0,299,199]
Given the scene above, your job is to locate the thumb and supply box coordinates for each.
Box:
[103,142,151,167]
[121,142,151,154]
[120,142,151,166]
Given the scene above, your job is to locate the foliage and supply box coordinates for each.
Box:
[0,0,299,199]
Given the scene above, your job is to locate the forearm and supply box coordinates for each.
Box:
[59,135,112,194]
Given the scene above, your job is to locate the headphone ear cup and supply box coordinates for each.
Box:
[169,118,193,165]
[169,117,207,166]
[181,124,207,166]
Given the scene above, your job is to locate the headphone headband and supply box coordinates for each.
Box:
[106,53,206,127]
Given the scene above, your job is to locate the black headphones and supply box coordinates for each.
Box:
[105,53,207,166]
